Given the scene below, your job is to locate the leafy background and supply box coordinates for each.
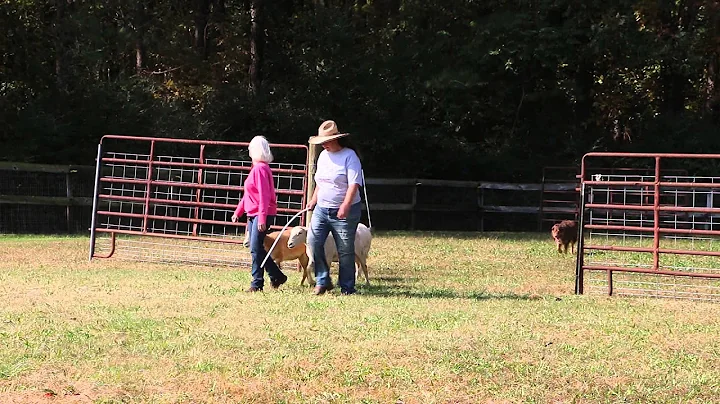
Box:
[3,0,720,180]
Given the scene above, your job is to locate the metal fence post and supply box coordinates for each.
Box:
[478,185,485,232]
[88,143,103,261]
[538,172,546,232]
[575,182,587,295]
[411,181,418,230]
[65,170,73,232]
[305,142,321,226]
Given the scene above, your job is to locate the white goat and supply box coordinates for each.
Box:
[287,223,372,286]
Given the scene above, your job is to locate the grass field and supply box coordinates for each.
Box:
[1,232,719,403]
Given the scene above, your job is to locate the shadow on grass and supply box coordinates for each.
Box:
[359,283,538,300]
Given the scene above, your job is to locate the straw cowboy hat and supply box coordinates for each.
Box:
[308,120,350,145]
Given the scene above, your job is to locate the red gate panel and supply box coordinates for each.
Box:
[577,153,720,301]
[89,135,309,266]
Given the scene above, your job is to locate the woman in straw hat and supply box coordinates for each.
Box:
[307,120,364,295]
[231,135,287,292]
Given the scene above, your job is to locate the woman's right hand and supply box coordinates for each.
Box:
[231,214,238,223]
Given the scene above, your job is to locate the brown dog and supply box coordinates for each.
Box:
[551,220,577,254]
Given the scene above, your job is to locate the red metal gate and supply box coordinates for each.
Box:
[576,153,720,301]
[89,135,309,266]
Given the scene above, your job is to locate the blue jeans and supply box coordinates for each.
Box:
[308,203,361,293]
[247,215,285,289]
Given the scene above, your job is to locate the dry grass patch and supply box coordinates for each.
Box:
[0,232,719,403]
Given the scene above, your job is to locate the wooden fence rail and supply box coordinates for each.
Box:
[364,178,578,230]
[1,162,578,233]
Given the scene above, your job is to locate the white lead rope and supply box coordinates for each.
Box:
[362,169,372,229]
[259,207,312,269]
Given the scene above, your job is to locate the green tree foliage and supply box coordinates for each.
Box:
[2,0,719,180]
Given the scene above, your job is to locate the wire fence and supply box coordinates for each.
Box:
[578,153,720,301]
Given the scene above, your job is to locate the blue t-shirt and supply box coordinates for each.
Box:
[315,148,363,208]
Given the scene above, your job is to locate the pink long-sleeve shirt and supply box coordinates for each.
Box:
[233,162,277,225]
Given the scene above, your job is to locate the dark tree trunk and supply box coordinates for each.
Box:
[376,0,400,18]
[135,40,144,74]
[657,3,686,115]
[194,0,211,59]
[214,0,226,17]
[574,60,594,128]
[659,65,686,114]
[704,2,720,121]
[134,1,148,74]
[706,53,720,119]
[54,0,66,87]
[248,0,264,94]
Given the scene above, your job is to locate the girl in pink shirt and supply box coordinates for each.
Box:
[231,136,285,292]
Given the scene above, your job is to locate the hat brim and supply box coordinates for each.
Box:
[308,132,350,145]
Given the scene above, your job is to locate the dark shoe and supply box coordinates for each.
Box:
[313,284,335,295]
[271,274,288,289]
[340,290,356,296]
[245,286,262,293]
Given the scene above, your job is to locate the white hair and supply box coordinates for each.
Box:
[248,135,273,163]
